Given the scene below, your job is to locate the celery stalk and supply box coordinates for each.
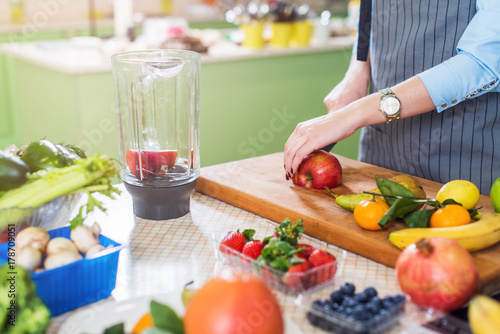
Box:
[0,154,119,227]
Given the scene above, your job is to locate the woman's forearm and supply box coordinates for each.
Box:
[346,76,436,131]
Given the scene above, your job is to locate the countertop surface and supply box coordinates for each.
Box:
[0,35,355,75]
[47,183,439,334]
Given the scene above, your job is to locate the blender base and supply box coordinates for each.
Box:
[123,179,198,220]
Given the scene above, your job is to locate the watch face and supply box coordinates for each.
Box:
[381,96,401,116]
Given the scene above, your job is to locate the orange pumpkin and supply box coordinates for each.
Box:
[184,272,284,334]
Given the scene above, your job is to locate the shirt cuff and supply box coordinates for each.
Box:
[417,53,499,113]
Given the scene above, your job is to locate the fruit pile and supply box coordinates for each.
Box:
[218,218,338,293]
[307,282,405,333]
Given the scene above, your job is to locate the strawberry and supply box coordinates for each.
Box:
[219,229,255,254]
[242,240,265,260]
[282,259,314,291]
[309,249,337,284]
[309,249,336,267]
[295,243,315,259]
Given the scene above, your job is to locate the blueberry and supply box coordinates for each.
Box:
[323,302,335,313]
[364,287,378,299]
[354,291,370,304]
[344,307,355,316]
[340,282,356,296]
[312,299,324,310]
[352,304,370,321]
[337,305,346,313]
[342,296,358,308]
[382,296,394,309]
[393,294,406,304]
[330,290,345,304]
[366,301,381,315]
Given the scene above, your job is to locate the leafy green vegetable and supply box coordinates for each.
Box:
[0,153,120,229]
[0,264,50,334]
[150,300,184,334]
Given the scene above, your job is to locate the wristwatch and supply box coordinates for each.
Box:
[379,88,401,123]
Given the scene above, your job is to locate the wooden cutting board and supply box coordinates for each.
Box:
[195,152,500,294]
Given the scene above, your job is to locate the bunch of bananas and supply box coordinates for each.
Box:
[389,212,500,252]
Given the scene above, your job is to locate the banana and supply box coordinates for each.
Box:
[469,295,500,334]
[389,212,500,252]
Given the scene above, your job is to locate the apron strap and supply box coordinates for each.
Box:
[357,0,372,61]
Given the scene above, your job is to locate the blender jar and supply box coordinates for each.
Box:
[111,50,200,220]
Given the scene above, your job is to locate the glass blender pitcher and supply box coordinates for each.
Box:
[111,50,200,220]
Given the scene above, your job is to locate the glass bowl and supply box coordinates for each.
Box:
[0,193,83,241]
[211,219,346,295]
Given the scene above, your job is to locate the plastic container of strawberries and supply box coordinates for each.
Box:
[211,220,346,295]
[296,275,409,334]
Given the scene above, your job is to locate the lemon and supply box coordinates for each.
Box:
[436,180,480,210]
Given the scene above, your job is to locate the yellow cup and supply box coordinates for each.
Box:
[291,20,314,47]
[270,22,293,48]
[241,22,265,50]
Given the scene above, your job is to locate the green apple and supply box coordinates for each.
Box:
[490,177,500,213]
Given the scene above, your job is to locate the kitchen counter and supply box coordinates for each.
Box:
[0,35,355,74]
[46,182,437,334]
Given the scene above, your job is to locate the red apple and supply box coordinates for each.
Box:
[292,150,342,189]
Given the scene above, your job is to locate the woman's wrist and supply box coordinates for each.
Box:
[340,93,386,133]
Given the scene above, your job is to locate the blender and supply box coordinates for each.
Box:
[111,50,200,220]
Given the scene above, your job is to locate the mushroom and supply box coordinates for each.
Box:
[16,227,50,253]
[46,237,79,255]
[16,246,42,272]
[44,251,82,270]
[85,244,105,258]
[70,223,101,253]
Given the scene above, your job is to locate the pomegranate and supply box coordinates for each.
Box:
[184,271,284,334]
[395,237,478,312]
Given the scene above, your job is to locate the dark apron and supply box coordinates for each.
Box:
[358,0,500,195]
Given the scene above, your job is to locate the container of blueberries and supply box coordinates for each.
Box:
[296,276,407,334]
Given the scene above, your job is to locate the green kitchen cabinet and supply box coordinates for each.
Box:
[0,46,358,167]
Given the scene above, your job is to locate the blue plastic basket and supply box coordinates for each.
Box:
[0,227,124,316]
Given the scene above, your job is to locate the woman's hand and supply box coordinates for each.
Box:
[284,107,360,178]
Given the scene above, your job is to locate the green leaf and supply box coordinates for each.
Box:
[274,218,304,246]
[375,178,415,206]
[442,198,460,206]
[104,323,125,334]
[262,236,273,244]
[150,300,184,334]
[378,197,421,228]
[241,229,256,242]
[403,209,435,228]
